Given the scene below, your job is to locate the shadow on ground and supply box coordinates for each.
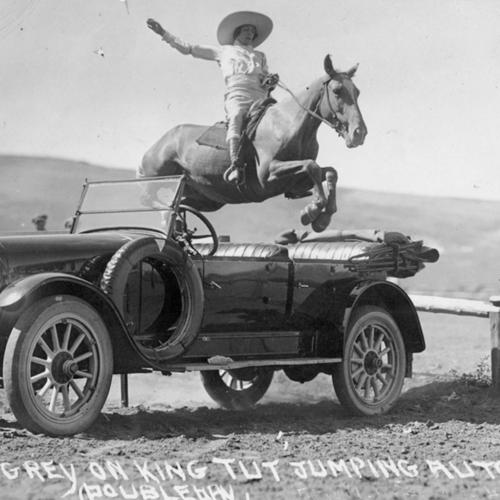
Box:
[0,378,498,440]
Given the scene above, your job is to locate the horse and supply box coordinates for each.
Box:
[138,55,367,232]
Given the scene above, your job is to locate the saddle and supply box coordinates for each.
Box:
[196,97,276,152]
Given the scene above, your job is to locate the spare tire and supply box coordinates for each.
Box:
[101,237,204,360]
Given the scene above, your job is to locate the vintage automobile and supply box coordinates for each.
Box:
[0,176,438,436]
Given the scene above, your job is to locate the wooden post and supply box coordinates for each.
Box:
[491,297,500,395]
[120,374,129,408]
[411,295,500,396]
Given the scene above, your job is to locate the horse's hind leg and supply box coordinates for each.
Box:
[137,131,184,206]
[311,167,338,232]
[137,158,184,208]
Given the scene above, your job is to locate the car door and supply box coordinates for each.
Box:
[196,244,291,332]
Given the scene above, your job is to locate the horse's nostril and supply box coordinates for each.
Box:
[353,126,366,139]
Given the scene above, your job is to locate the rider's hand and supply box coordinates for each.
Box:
[147,18,166,37]
[268,73,280,86]
[262,73,280,90]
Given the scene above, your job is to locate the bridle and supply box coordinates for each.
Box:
[276,77,346,138]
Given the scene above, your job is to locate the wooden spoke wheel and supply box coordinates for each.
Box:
[3,296,113,436]
[201,367,273,410]
[333,306,406,415]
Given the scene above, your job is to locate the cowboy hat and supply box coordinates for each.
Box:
[217,11,273,47]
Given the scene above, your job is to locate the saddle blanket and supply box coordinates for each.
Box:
[196,122,228,150]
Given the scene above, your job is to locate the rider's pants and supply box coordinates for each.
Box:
[224,75,266,141]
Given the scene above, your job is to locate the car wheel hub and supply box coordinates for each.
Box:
[51,352,76,384]
[364,350,383,375]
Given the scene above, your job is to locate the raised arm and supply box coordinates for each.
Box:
[147,19,220,61]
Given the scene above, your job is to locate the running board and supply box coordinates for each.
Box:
[164,357,342,372]
[118,357,342,408]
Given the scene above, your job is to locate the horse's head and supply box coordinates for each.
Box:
[320,55,367,148]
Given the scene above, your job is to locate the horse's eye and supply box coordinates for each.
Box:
[330,82,342,95]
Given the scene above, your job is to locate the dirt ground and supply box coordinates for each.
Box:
[2,313,500,500]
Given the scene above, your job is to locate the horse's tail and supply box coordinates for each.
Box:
[139,125,188,179]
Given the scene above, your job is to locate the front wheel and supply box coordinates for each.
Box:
[333,305,406,415]
[3,296,113,436]
[201,368,273,410]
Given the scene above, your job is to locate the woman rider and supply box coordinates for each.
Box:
[147,11,278,184]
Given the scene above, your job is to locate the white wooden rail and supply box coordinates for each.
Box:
[409,294,500,393]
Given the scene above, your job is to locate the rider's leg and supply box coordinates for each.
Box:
[228,135,241,168]
[224,111,245,184]
[223,98,248,184]
[225,138,242,184]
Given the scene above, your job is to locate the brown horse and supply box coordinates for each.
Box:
[138,55,367,232]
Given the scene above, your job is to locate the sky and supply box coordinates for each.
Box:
[1,0,500,200]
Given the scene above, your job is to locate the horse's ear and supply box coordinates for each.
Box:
[324,54,337,77]
[346,63,359,79]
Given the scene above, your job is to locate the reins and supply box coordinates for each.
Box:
[276,79,345,137]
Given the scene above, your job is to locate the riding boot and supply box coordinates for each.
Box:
[223,137,244,185]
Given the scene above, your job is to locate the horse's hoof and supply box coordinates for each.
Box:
[311,212,332,233]
[300,202,322,226]
[300,209,312,226]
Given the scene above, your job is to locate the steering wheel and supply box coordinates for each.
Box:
[174,205,219,256]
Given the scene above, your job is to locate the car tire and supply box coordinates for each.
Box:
[3,295,113,436]
[333,305,406,415]
[201,368,273,410]
[101,237,204,360]
[78,254,111,285]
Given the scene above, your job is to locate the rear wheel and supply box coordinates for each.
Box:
[201,368,273,410]
[333,305,406,415]
[3,296,113,436]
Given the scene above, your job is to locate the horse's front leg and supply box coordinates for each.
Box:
[267,158,328,226]
[311,167,338,232]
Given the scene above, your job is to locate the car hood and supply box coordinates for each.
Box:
[0,232,134,283]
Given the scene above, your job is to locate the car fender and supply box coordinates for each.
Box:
[0,272,147,372]
[345,280,425,354]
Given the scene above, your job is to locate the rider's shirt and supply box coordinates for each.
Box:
[218,44,268,81]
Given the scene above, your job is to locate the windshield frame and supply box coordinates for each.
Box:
[71,175,185,236]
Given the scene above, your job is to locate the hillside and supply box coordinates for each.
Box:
[0,155,133,231]
[1,155,499,298]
